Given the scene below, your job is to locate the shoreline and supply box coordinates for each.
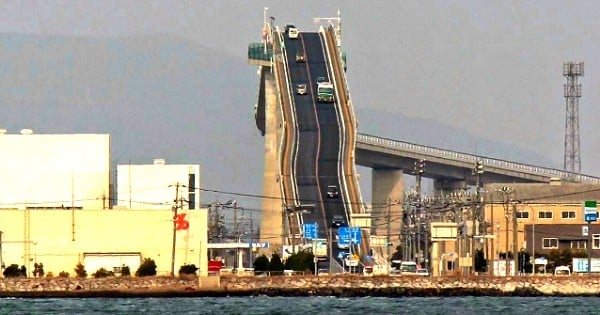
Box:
[3,275,600,298]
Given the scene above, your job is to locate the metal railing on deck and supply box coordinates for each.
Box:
[356,133,600,183]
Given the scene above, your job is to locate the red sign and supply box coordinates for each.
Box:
[208,260,223,272]
[175,213,189,230]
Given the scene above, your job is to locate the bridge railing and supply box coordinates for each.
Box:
[357,133,600,183]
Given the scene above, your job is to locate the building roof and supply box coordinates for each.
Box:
[484,183,600,204]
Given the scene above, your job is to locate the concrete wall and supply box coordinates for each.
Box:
[0,209,208,277]
[116,162,200,210]
[371,168,403,260]
[0,133,110,210]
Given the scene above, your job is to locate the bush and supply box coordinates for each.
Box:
[3,264,24,278]
[253,254,269,272]
[93,268,114,278]
[74,263,87,278]
[33,262,45,278]
[58,271,70,278]
[269,253,285,273]
[120,266,131,277]
[178,264,199,275]
[135,258,157,277]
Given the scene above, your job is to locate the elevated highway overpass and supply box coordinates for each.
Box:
[248,19,600,270]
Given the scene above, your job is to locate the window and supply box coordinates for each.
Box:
[593,234,600,249]
[571,240,586,249]
[542,238,558,249]
[561,211,576,219]
[538,211,553,219]
[516,211,529,219]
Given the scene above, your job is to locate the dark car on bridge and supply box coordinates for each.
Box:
[332,215,347,227]
[327,185,339,198]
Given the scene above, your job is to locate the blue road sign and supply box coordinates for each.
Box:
[338,227,361,245]
[338,227,351,246]
[350,227,362,245]
[585,213,597,222]
[303,223,318,240]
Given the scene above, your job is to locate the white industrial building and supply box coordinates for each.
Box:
[0,130,208,277]
[0,129,110,210]
[116,160,200,210]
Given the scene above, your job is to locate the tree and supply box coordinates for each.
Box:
[391,245,403,261]
[3,264,23,278]
[253,254,270,272]
[74,263,87,278]
[269,253,285,274]
[474,249,487,272]
[135,258,157,277]
[284,250,314,272]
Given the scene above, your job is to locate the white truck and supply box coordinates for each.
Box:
[317,82,334,103]
[313,238,328,260]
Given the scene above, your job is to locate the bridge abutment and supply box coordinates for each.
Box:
[371,168,404,261]
[259,66,284,255]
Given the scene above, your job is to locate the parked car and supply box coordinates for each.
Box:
[295,52,305,63]
[554,265,571,276]
[296,84,307,95]
[327,185,339,198]
[416,268,430,276]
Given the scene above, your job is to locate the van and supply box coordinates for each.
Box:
[400,261,418,275]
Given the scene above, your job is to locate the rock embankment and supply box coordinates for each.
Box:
[2,275,600,297]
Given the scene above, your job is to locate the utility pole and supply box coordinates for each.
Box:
[170,182,180,277]
[387,198,392,262]
[512,200,518,276]
[472,160,484,275]
[250,212,254,268]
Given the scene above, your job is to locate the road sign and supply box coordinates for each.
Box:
[584,200,597,222]
[338,227,351,247]
[350,227,362,245]
[250,242,270,248]
[583,226,589,236]
[303,223,318,240]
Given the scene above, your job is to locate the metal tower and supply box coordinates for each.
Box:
[563,61,583,174]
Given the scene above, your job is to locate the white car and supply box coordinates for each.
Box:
[416,268,430,276]
[296,84,307,95]
[288,28,299,39]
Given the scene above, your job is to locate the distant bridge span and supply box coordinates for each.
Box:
[356,133,600,186]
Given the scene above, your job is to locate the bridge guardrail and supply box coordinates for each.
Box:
[356,133,600,183]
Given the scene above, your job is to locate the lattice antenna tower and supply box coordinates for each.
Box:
[563,61,584,174]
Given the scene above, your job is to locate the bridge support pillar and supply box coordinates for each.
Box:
[433,179,467,196]
[259,66,284,256]
[371,168,404,262]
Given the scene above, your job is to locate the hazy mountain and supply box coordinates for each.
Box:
[0,33,553,211]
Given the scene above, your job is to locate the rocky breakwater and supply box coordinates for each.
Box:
[3,275,600,297]
[220,274,600,297]
[0,276,199,297]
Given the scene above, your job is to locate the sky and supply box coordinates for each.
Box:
[2,1,600,213]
